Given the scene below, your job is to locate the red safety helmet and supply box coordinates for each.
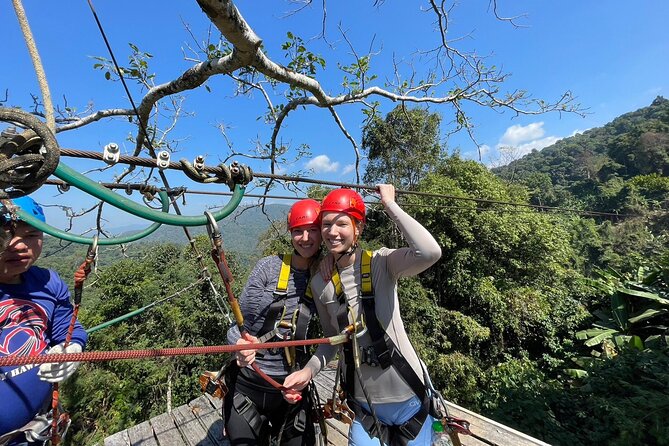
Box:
[287,199,321,230]
[321,188,366,222]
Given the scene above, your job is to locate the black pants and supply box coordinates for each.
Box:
[223,366,316,446]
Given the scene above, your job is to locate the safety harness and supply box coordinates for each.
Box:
[334,250,430,446]
[0,397,70,446]
[256,254,313,367]
[231,253,326,445]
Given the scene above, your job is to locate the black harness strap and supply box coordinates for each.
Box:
[258,300,285,338]
[333,250,430,444]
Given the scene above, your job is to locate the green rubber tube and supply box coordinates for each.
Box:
[87,305,153,333]
[16,191,170,245]
[53,162,245,226]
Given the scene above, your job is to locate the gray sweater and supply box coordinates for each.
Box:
[305,201,442,404]
[227,254,314,376]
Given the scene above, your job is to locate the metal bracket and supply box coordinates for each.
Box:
[157,151,170,170]
[103,143,120,165]
[193,155,205,171]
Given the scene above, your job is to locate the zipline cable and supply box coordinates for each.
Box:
[44,177,647,219]
[56,149,634,218]
[54,163,246,226]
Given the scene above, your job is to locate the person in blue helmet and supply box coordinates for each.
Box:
[0,196,88,446]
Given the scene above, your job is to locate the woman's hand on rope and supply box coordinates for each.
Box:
[38,342,83,383]
[319,253,335,281]
[235,332,259,367]
[281,368,313,404]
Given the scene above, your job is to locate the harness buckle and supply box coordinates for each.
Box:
[233,393,254,415]
[359,346,380,367]
[375,348,392,369]
[293,409,307,433]
[398,422,419,441]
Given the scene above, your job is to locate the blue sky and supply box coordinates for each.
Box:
[2,1,667,230]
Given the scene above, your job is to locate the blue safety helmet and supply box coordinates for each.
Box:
[10,196,46,223]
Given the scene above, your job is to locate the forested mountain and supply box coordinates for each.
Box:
[37,202,290,278]
[494,96,669,214]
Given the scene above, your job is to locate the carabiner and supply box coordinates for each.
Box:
[204,210,221,244]
[86,235,99,262]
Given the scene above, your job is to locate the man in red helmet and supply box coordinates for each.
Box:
[224,199,325,445]
[283,185,442,446]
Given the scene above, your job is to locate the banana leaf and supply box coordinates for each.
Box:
[611,292,629,330]
[618,287,669,305]
[583,328,618,347]
[576,327,616,340]
[628,308,667,324]
[565,368,589,379]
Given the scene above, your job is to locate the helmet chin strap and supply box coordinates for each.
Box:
[335,242,358,265]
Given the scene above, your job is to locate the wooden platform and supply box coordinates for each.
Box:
[101,366,349,446]
[100,366,551,446]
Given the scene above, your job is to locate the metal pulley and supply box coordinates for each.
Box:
[0,107,60,199]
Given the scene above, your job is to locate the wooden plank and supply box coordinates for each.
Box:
[189,396,228,445]
[204,392,224,411]
[104,430,130,446]
[445,402,551,446]
[127,420,159,446]
[149,412,187,446]
[324,418,350,446]
[171,405,215,446]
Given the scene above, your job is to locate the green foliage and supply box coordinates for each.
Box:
[574,259,669,362]
[61,243,237,444]
[409,157,589,360]
[486,349,669,446]
[92,43,155,85]
[338,55,377,93]
[282,32,325,80]
[362,105,444,190]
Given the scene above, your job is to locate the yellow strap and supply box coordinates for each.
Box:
[276,254,292,293]
[361,250,373,296]
[330,250,373,297]
[331,268,343,296]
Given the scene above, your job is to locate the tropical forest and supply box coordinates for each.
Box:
[2,2,667,446]
[33,97,669,445]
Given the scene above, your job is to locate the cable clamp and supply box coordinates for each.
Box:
[157,151,170,170]
[103,143,120,165]
[193,155,205,171]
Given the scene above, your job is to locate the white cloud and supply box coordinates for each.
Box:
[342,164,355,175]
[512,136,560,157]
[306,154,340,173]
[499,122,546,146]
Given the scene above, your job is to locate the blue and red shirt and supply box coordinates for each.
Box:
[0,266,88,435]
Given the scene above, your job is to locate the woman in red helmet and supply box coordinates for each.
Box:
[224,199,324,445]
[284,185,442,446]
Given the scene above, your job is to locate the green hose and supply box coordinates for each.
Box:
[86,305,153,333]
[53,163,245,226]
[16,190,170,245]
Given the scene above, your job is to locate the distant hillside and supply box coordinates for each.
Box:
[137,202,289,252]
[493,96,669,212]
[37,203,289,278]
